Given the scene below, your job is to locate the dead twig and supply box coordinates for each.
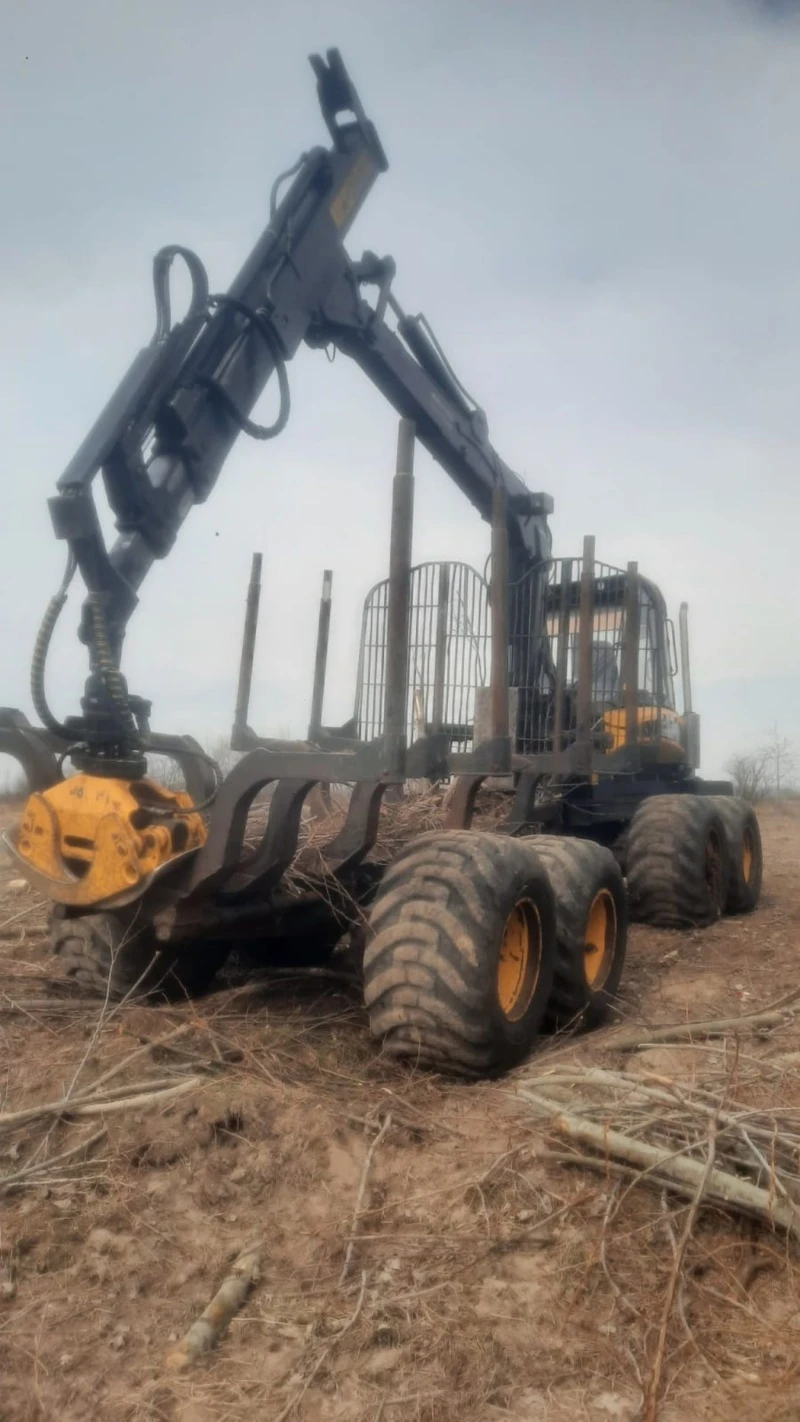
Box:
[599,1186,644,1321]
[528,1066,795,1154]
[274,1269,368,1422]
[667,1208,732,1398]
[0,1127,107,1194]
[165,1242,263,1371]
[0,1076,203,1132]
[339,1112,392,1285]
[0,904,43,936]
[85,1022,193,1094]
[0,992,59,1034]
[642,1123,717,1421]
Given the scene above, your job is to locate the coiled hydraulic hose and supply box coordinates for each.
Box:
[85,594,223,814]
[193,294,291,441]
[86,592,134,724]
[32,569,223,812]
[30,551,77,739]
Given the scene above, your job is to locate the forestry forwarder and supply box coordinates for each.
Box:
[0,50,762,1076]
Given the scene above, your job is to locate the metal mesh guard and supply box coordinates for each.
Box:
[355,561,489,751]
[354,556,675,756]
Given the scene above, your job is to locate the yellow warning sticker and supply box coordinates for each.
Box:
[329,151,377,231]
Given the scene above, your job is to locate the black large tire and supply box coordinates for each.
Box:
[626,795,730,928]
[51,912,228,1001]
[528,837,627,1029]
[706,796,763,914]
[363,831,557,1078]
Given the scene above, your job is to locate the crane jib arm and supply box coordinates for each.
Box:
[45,48,552,656]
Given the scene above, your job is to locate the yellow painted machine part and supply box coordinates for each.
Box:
[742,829,754,884]
[497,898,541,1021]
[583,889,616,989]
[602,706,685,759]
[11,775,206,908]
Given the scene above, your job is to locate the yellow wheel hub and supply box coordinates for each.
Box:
[497,898,541,1021]
[583,889,616,990]
[742,830,754,884]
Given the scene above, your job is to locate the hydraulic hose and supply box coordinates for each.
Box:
[30,552,77,739]
[86,592,132,722]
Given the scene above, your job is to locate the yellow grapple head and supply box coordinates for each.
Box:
[8,775,206,909]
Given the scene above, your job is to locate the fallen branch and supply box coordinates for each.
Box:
[0,991,59,1033]
[0,903,44,936]
[523,1090,800,1240]
[610,984,800,1054]
[0,994,91,1013]
[0,1128,107,1195]
[0,1076,202,1132]
[165,1242,263,1371]
[526,1066,800,1153]
[86,1023,193,1094]
[339,1113,392,1285]
[87,1072,196,1098]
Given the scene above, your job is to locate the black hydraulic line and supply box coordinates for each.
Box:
[152,245,210,342]
[269,153,310,220]
[30,552,77,738]
[193,295,291,441]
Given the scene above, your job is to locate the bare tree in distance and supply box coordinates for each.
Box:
[725,727,799,803]
[724,752,771,803]
[145,754,186,791]
[205,735,244,780]
[761,724,797,796]
[0,747,27,797]
[146,736,243,794]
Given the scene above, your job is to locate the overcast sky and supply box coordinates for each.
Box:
[1,0,799,780]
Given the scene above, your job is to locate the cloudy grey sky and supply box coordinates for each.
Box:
[1,0,799,779]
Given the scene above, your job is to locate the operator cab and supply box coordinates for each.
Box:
[354,552,692,769]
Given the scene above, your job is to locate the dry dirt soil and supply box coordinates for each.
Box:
[1,800,800,1422]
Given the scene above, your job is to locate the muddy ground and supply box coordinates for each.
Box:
[1,799,799,1422]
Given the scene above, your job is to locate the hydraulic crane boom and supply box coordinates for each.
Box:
[3,44,751,1078]
[37,49,552,774]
